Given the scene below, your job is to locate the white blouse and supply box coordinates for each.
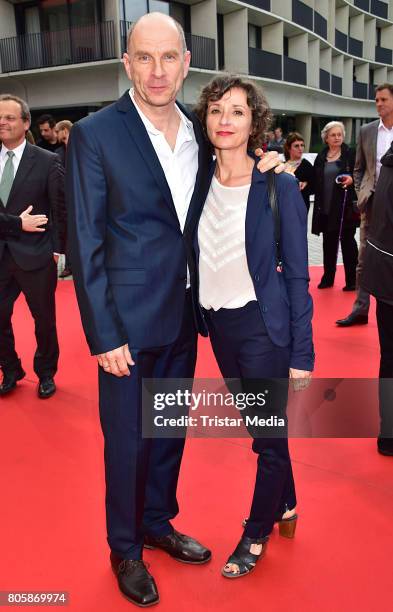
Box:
[198,175,257,311]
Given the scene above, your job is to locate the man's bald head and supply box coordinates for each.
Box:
[127,12,187,55]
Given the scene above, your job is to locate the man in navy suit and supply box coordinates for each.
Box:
[66,13,212,607]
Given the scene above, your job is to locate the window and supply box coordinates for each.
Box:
[122,0,147,22]
[217,14,224,70]
[248,24,261,49]
[376,27,382,47]
[284,36,289,57]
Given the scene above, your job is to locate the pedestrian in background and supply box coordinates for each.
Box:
[36,114,59,153]
[312,121,358,290]
[283,132,314,212]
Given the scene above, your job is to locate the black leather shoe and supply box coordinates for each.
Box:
[377,437,393,456]
[37,377,56,399]
[110,553,159,607]
[342,284,356,291]
[336,313,368,327]
[144,529,211,564]
[317,281,334,289]
[0,368,26,396]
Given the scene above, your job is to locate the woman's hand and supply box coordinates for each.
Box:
[340,175,353,188]
[289,368,312,391]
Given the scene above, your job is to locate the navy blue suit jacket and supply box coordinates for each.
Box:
[196,161,314,372]
[66,92,211,355]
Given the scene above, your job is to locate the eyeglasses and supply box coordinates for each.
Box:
[292,143,305,148]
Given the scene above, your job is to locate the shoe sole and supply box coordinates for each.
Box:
[221,548,266,579]
[38,391,56,399]
[144,544,211,564]
[377,449,393,456]
[110,565,160,607]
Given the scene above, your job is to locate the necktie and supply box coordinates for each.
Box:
[0,151,15,206]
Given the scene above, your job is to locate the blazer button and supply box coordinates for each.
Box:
[254,274,260,282]
[262,305,268,313]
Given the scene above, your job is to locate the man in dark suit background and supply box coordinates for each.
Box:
[336,83,393,326]
[0,94,65,398]
[66,13,212,608]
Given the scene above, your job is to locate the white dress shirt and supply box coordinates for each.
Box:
[129,89,198,232]
[0,139,26,182]
[376,119,393,182]
[198,176,257,311]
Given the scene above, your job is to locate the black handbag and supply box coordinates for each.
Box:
[267,170,282,271]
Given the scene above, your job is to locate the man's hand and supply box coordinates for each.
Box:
[255,149,292,175]
[289,368,312,391]
[53,254,59,264]
[20,205,48,232]
[299,181,308,191]
[96,343,135,377]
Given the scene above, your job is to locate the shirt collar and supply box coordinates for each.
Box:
[129,88,193,137]
[378,119,393,132]
[0,139,27,162]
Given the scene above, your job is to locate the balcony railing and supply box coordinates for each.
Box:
[335,30,348,53]
[348,37,363,58]
[369,83,377,100]
[354,0,370,10]
[0,21,115,73]
[319,69,330,92]
[375,45,392,64]
[331,75,342,96]
[120,21,215,71]
[370,0,388,18]
[353,81,368,99]
[283,56,307,86]
[185,33,216,70]
[292,0,313,31]
[314,12,327,39]
[248,48,282,80]
[244,0,271,10]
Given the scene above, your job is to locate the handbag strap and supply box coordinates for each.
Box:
[267,170,282,270]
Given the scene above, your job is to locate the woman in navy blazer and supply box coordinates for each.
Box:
[195,76,314,578]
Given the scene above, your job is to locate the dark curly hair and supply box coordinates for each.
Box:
[194,75,272,151]
[283,132,305,161]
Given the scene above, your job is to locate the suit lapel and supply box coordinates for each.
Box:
[7,142,35,211]
[116,92,178,224]
[5,142,36,211]
[179,105,212,233]
[369,121,378,178]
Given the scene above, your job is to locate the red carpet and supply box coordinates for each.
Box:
[0,265,392,612]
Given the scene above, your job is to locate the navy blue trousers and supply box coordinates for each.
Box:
[99,291,197,560]
[204,300,296,539]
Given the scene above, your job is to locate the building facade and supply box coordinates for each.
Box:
[0,0,392,148]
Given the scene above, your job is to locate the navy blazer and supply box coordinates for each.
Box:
[196,161,314,372]
[66,92,211,355]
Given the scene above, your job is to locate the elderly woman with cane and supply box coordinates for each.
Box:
[312,121,358,290]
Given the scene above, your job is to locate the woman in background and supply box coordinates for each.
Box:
[283,132,314,212]
[311,121,358,290]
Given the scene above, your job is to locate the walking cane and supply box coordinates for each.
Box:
[335,174,350,266]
